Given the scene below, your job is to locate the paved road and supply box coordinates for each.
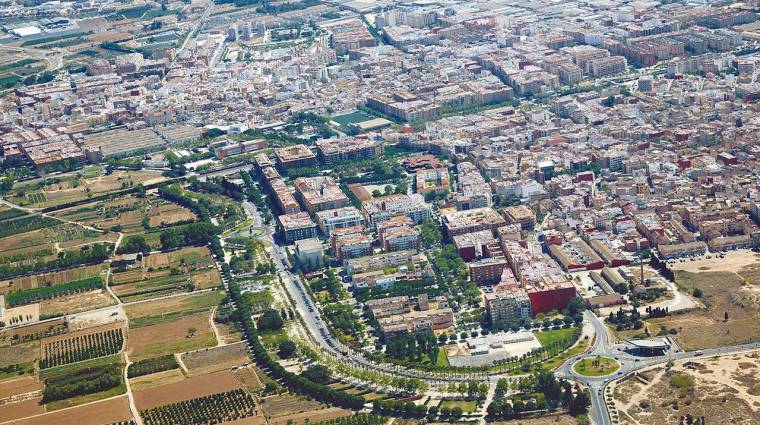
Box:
[555,312,760,425]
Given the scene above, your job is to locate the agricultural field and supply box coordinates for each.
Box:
[181,341,250,376]
[53,195,195,235]
[129,368,186,391]
[140,388,259,425]
[39,289,117,317]
[260,394,346,425]
[3,395,134,425]
[42,354,127,410]
[128,312,215,360]
[133,370,244,410]
[11,170,167,208]
[231,365,264,393]
[0,320,65,349]
[40,321,125,368]
[111,247,222,302]
[612,352,760,424]
[125,290,224,360]
[643,261,760,350]
[0,264,103,295]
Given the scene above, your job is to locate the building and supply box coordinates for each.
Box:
[361,194,431,228]
[469,257,509,285]
[525,274,576,315]
[378,216,420,251]
[294,176,350,214]
[503,205,536,230]
[274,144,317,170]
[415,168,450,195]
[442,207,506,240]
[294,238,324,271]
[332,226,374,261]
[316,137,383,163]
[377,308,454,337]
[278,212,318,243]
[484,270,532,324]
[212,139,267,159]
[316,206,364,237]
[345,250,419,277]
[453,230,497,262]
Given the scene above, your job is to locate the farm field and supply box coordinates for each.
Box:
[232,365,263,392]
[127,312,216,360]
[11,395,134,425]
[644,262,760,350]
[133,370,243,410]
[0,376,43,399]
[129,368,186,391]
[12,170,167,208]
[39,289,116,317]
[612,352,760,424]
[259,394,324,419]
[125,290,225,325]
[269,407,351,425]
[40,321,125,368]
[111,247,222,302]
[0,397,46,423]
[0,258,102,294]
[181,341,250,376]
[53,196,195,235]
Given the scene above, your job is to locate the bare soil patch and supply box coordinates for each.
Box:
[0,397,45,422]
[40,289,115,317]
[613,352,760,425]
[181,342,250,376]
[0,376,42,399]
[13,395,133,425]
[259,394,324,418]
[133,370,243,410]
[129,368,186,391]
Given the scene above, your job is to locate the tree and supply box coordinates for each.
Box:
[116,235,150,254]
[724,311,729,322]
[257,309,284,332]
[160,229,184,251]
[569,387,591,416]
[451,407,463,418]
[302,364,331,384]
[278,340,297,358]
[692,287,703,298]
[187,327,196,338]
[420,219,442,248]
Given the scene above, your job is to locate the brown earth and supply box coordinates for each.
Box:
[133,370,243,410]
[0,376,42,398]
[11,395,133,425]
[181,342,250,376]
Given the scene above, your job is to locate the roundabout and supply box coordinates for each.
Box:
[572,356,620,377]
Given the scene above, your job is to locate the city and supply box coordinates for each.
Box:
[0,0,759,425]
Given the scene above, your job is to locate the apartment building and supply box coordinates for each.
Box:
[316,206,364,237]
[278,212,318,243]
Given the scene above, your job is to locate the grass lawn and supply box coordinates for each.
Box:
[435,348,450,367]
[535,328,577,347]
[439,399,478,413]
[572,357,619,377]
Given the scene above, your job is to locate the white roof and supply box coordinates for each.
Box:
[13,26,42,37]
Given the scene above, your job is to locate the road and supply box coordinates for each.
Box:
[555,312,760,424]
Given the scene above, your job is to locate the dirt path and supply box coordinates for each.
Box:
[123,351,144,425]
[208,306,224,347]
